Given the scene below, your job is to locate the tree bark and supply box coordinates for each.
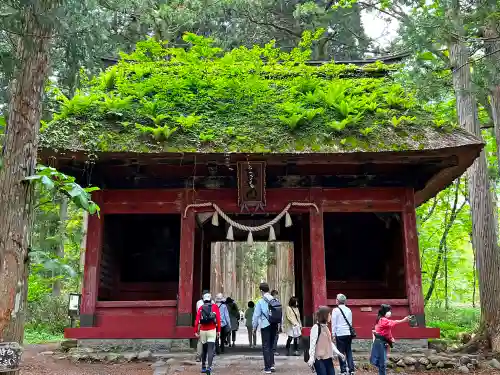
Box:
[484,18,500,177]
[53,197,68,296]
[0,2,57,360]
[448,7,500,351]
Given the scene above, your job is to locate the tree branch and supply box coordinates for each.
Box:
[242,10,302,38]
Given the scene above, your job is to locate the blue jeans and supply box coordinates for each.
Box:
[261,324,277,370]
[370,338,387,375]
[314,358,335,375]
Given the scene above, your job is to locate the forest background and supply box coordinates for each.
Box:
[0,0,498,349]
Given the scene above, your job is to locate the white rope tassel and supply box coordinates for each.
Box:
[211,211,219,226]
[226,225,234,240]
[285,212,292,227]
[268,226,276,241]
[247,231,254,245]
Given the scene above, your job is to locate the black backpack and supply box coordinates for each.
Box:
[200,303,217,325]
[304,323,321,363]
[266,298,283,325]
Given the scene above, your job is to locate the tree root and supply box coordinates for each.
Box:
[452,332,490,354]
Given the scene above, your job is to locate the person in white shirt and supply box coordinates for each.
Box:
[331,294,355,375]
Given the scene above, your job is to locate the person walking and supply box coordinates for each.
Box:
[245,301,257,348]
[252,282,283,374]
[370,304,411,375]
[226,297,239,347]
[332,294,355,375]
[270,289,281,355]
[195,290,212,362]
[194,293,221,375]
[284,296,301,356]
[307,306,345,375]
[215,293,231,354]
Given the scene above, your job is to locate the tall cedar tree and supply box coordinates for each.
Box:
[447,0,500,351]
[0,1,58,364]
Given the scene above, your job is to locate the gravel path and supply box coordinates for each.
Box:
[18,344,500,375]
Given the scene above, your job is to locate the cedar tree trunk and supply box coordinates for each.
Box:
[448,11,500,351]
[0,2,57,370]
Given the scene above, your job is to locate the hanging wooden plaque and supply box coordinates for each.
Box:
[237,161,266,211]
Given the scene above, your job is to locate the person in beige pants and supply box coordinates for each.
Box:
[195,290,213,361]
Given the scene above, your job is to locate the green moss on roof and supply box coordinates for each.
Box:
[40,33,476,154]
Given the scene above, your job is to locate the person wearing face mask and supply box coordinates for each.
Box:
[370,304,411,375]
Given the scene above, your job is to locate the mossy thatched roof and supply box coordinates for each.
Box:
[40,35,481,155]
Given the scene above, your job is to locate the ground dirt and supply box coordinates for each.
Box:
[20,344,151,375]
[18,344,500,375]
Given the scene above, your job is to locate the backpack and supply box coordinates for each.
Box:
[303,323,321,363]
[200,303,217,325]
[265,298,283,325]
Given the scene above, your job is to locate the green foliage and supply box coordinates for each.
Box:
[25,165,100,214]
[26,295,68,337]
[24,329,64,345]
[426,305,481,342]
[41,35,456,154]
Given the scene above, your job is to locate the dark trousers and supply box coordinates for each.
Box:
[216,325,229,353]
[286,336,299,351]
[261,324,277,370]
[202,342,215,368]
[336,335,355,373]
[273,325,279,351]
[314,358,336,375]
[231,330,237,342]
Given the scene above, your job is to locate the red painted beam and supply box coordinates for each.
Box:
[177,192,196,325]
[80,191,104,326]
[97,187,408,215]
[96,300,177,308]
[402,189,425,317]
[310,188,327,311]
[326,299,409,306]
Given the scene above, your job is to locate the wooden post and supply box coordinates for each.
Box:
[80,191,103,327]
[402,188,425,326]
[301,216,313,326]
[310,189,327,312]
[177,202,196,326]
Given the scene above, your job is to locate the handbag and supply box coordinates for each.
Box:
[290,308,302,338]
[338,306,357,339]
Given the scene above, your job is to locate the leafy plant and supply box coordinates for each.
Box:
[199,130,216,142]
[278,113,306,129]
[100,93,134,116]
[147,113,168,126]
[136,123,178,141]
[390,115,416,127]
[359,127,374,136]
[175,114,202,128]
[328,113,363,131]
[24,166,100,214]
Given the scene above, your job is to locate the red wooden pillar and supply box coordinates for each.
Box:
[80,191,103,327]
[309,189,327,313]
[402,188,425,326]
[177,192,196,326]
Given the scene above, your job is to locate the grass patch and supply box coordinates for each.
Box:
[24,327,64,344]
[426,305,480,342]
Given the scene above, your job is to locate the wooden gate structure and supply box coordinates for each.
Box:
[36,44,484,342]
